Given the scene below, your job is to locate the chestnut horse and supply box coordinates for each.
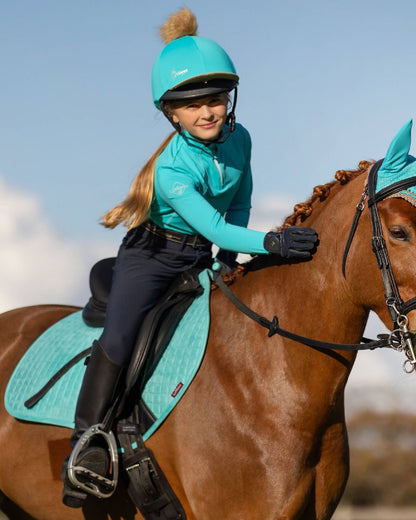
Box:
[1,160,416,520]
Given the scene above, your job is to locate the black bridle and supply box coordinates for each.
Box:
[215,161,416,372]
[342,160,416,322]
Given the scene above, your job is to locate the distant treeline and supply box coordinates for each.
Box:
[341,410,416,506]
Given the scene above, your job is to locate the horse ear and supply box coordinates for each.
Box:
[380,120,412,172]
[376,119,413,191]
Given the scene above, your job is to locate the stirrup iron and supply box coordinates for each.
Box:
[67,423,119,499]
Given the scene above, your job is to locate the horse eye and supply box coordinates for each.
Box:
[388,225,410,241]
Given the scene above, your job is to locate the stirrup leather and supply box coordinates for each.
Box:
[67,423,119,499]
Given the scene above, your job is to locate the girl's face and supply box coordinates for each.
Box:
[169,94,228,141]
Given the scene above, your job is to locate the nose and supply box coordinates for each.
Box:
[200,104,214,120]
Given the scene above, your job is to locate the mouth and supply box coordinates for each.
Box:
[198,121,218,130]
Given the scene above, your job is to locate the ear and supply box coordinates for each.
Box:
[380,119,412,173]
[171,112,180,124]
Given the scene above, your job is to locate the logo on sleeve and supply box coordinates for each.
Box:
[170,182,188,196]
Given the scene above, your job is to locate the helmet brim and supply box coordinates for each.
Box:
[160,76,238,104]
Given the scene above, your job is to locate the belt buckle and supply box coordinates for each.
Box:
[189,234,200,249]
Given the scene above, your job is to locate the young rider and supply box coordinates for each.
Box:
[62,8,318,507]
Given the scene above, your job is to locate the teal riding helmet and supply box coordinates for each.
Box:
[152,35,239,109]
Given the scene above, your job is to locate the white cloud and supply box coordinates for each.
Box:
[251,193,295,230]
[0,188,292,311]
[0,178,117,312]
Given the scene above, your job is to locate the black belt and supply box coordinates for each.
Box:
[143,221,211,249]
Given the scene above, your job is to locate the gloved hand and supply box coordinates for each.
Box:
[263,226,318,259]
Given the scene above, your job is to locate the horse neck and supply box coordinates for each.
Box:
[204,175,374,418]
[241,172,373,347]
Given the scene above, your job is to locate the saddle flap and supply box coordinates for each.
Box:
[123,268,204,404]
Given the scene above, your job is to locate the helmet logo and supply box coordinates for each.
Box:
[172,68,189,80]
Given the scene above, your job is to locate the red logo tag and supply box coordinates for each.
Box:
[171,382,184,398]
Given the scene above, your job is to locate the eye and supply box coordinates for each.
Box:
[388,225,410,242]
[208,97,223,106]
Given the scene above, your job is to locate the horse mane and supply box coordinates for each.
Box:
[278,160,373,230]
[221,160,374,283]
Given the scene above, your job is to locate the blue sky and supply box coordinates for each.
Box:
[1,1,416,407]
[2,0,416,241]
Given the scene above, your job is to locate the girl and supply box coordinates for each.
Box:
[62,8,318,507]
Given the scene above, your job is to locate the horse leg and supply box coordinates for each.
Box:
[314,420,349,519]
[274,416,348,520]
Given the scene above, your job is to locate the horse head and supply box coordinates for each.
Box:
[374,121,416,336]
[345,120,416,361]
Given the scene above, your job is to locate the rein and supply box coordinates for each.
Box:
[215,161,416,372]
[214,273,390,352]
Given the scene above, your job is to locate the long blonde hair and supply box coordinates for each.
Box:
[101,131,176,229]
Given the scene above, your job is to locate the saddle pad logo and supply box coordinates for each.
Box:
[170,182,188,196]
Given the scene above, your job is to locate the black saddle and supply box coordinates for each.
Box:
[81,257,205,428]
[120,267,204,428]
[82,257,116,327]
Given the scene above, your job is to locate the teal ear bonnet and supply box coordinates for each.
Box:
[152,36,239,109]
[376,119,416,205]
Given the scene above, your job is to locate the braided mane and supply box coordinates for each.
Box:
[278,160,373,230]
[223,160,374,282]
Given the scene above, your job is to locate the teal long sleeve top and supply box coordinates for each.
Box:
[150,124,268,255]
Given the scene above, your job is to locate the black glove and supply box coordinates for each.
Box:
[263,226,318,259]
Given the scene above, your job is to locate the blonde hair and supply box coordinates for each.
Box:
[101,131,176,229]
[101,9,203,230]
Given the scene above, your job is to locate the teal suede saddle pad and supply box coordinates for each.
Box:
[5,269,212,441]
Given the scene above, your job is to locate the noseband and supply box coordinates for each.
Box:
[215,161,416,373]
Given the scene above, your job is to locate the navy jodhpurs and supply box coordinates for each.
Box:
[99,224,213,366]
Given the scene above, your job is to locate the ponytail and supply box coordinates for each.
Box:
[101,132,176,229]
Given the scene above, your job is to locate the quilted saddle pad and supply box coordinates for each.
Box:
[5,269,212,441]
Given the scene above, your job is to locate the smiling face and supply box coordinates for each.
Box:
[168,93,229,141]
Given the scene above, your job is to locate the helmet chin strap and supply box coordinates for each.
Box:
[161,87,238,146]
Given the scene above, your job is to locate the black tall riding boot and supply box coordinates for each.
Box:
[62,339,125,508]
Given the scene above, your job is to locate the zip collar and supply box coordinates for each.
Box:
[180,129,222,155]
